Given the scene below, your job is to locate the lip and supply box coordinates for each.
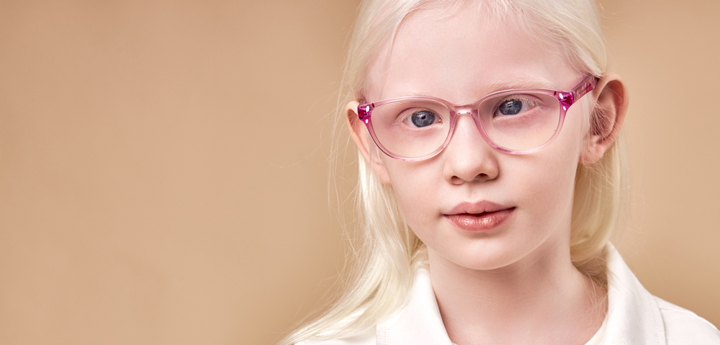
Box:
[444,201,515,232]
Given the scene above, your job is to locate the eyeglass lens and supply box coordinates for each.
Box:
[369,91,562,159]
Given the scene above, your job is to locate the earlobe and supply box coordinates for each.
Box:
[345,101,392,184]
[580,73,629,164]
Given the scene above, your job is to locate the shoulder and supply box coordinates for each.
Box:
[654,297,720,344]
[294,268,433,345]
[604,244,720,344]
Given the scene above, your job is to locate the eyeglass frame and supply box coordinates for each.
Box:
[357,75,598,161]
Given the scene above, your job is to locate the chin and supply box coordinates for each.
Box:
[442,235,555,273]
[436,243,527,271]
[459,254,523,271]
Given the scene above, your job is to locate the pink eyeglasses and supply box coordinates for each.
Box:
[357,75,597,161]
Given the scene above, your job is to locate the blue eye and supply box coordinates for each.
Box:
[498,99,523,115]
[410,110,436,127]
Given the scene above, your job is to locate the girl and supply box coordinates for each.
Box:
[283,0,720,344]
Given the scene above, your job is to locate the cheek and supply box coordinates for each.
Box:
[515,159,576,215]
[381,159,441,228]
[513,113,585,225]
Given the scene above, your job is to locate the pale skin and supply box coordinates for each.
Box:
[346,4,629,345]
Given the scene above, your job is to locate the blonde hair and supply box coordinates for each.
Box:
[281,0,628,343]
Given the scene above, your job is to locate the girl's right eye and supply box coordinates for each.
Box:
[405,110,437,128]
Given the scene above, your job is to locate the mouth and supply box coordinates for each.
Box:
[443,203,515,232]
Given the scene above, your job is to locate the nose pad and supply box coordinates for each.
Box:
[453,108,486,145]
[456,109,473,117]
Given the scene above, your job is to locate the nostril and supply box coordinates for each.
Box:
[450,172,492,185]
[474,172,491,182]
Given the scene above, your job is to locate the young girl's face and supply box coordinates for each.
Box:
[352,5,597,271]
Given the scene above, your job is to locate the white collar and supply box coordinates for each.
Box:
[376,244,666,345]
[603,244,666,344]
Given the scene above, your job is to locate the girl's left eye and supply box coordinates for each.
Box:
[495,98,536,116]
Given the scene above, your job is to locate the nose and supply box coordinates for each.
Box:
[442,111,499,184]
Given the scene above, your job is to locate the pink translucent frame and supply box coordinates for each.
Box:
[357,75,598,161]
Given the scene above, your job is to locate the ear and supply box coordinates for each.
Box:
[580,73,629,164]
[346,101,392,184]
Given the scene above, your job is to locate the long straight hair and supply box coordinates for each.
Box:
[281,0,628,343]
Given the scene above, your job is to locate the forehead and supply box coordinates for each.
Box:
[365,4,578,103]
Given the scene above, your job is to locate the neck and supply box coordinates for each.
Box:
[429,239,606,345]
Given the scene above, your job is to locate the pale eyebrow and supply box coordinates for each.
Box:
[484,78,556,92]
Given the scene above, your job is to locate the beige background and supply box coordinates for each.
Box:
[0,0,718,344]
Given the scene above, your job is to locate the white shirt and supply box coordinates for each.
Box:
[299,245,720,344]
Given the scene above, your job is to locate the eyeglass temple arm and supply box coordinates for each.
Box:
[573,75,599,100]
